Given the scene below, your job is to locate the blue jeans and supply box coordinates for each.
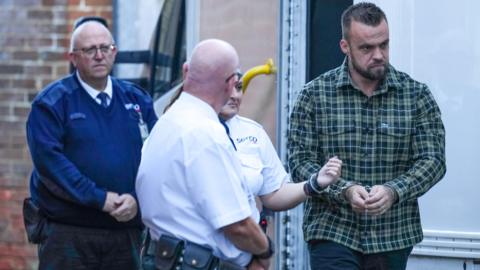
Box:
[308,240,412,270]
[38,222,142,270]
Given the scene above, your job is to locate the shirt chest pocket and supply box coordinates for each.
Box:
[316,113,357,135]
[376,120,414,159]
[238,153,264,196]
[316,119,358,155]
[319,124,357,135]
[65,115,95,144]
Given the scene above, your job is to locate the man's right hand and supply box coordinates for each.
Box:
[102,191,120,212]
[344,185,369,213]
[110,193,138,222]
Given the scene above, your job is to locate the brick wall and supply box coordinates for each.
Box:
[0,0,112,269]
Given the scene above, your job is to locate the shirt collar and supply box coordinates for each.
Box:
[76,71,113,100]
[177,92,219,122]
[335,57,403,94]
[224,115,239,127]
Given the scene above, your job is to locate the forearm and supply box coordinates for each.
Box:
[288,87,322,184]
[223,217,268,255]
[27,106,106,209]
[33,148,106,208]
[384,156,446,203]
[385,87,446,203]
[260,182,306,211]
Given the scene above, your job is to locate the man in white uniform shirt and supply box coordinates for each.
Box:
[136,39,273,270]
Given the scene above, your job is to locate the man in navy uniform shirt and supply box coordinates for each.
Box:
[26,20,157,270]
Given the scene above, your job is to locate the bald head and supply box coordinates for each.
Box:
[183,39,240,112]
[70,21,114,52]
[187,39,239,84]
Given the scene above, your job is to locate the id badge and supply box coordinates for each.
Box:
[139,122,149,141]
[134,104,149,141]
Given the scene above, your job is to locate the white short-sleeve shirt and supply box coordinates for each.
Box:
[225,115,289,220]
[136,93,254,266]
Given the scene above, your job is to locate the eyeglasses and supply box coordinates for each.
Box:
[225,71,243,92]
[72,44,116,58]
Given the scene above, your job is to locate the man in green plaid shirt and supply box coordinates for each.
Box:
[287,3,446,270]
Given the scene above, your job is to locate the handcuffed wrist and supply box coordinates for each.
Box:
[303,172,329,197]
[341,182,358,201]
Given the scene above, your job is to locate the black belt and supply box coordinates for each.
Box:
[141,233,245,270]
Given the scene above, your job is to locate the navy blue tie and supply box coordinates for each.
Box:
[220,118,237,151]
[97,92,109,108]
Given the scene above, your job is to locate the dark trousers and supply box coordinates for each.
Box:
[308,240,412,270]
[38,222,142,270]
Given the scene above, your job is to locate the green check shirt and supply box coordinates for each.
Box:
[287,59,446,253]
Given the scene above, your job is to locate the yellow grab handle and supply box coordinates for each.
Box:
[241,58,276,93]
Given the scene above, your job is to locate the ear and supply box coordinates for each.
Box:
[110,46,118,58]
[182,62,189,80]
[68,52,77,68]
[340,39,349,55]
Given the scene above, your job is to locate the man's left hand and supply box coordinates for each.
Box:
[365,185,396,216]
[109,194,138,222]
[316,156,342,188]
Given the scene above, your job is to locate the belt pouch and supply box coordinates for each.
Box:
[181,242,216,270]
[141,230,156,270]
[154,234,184,270]
[22,197,47,244]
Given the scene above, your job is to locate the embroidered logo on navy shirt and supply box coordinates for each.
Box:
[69,112,86,120]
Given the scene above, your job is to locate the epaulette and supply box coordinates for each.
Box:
[34,75,77,106]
